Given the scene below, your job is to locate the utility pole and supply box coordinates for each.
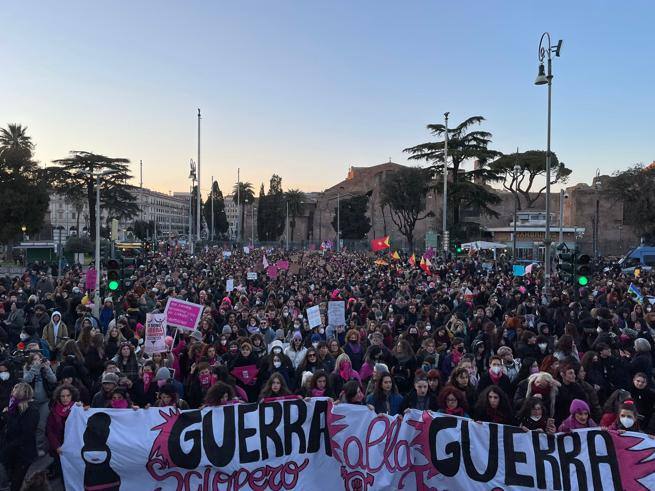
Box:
[442,112,449,256]
[196,109,202,243]
[211,175,215,242]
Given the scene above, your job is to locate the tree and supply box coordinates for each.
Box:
[0,124,49,243]
[257,175,285,241]
[606,164,655,242]
[404,116,502,227]
[331,194,371,240]
[232,182,255,241]
[285,189,306,242]
[48,152,139,240]
[203,180,229,239]
[380,167,433,251]
[489,150,572,209]
[132,220,155,241]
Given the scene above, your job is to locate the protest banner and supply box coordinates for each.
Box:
[327,300,345,326]
[306,305,321,328]
[61,402,655,491]
[163,297,203,331]
[226,278,234,292]
[144,313,166,354]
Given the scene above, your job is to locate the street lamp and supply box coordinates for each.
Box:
[251,205,256,247]
[512,162,522,260]
[442,112,449,257]
[56,225,64,279]
[20,225,27,241]
[535,32,562,300]
[594,168,601,258]
[188,160,196,254]
[337,186,344,252]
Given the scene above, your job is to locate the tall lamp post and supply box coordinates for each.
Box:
[593,168,601,258]
[87,170,111,316]
[336,186,344,252]
[188,160,196,254]
[534,32,562,299]
[196,109,201,243]
[56,225,64,279]
[512,162,521,260]
[442,112,449,256]
[251,205,256,247]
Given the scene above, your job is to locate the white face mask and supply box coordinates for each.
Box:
[530,415,541,422]
[538,343,548,351]
[0,372,9,381]
[318,328,324,334]
[82,450,108,464]
[273,361,282,368]
[312,342,318,349]
[597,327,603,334]
[20,333,29,341]
[490,366,502,375]
[620,416,635,429]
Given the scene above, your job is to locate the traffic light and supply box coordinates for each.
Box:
[106,259,121,291]
[557,250,576,283]
[121,257,137,290]
[451,240,462,255]
[576,254,591,286]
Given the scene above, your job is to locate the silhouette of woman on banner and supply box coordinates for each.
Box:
[80,412,121,491]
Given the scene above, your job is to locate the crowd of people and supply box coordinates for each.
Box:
[0,244,654,490]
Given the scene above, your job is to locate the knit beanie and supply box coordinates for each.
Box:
[569,399,590,415]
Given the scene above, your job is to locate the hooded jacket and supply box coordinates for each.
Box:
[42,311,69,352]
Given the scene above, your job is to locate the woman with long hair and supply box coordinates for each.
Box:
[46,384,80,478]
[104,323,126,360]
[85,332,107,383]
[447,366,477,410]
[338,380,366,405]
[204,382,239,407]
[111,341,140,382]
[436,386,469,418]
[259,373,297,402]
[365,372,404,416]
[517,396,556,434]
[2,383,39,491]
[474,385,514,425]
[329,353,361,397]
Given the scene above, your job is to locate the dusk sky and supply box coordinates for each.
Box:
[3,1,653,196]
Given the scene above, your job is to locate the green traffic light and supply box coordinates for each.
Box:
[456,247,462,253]
[108,280,120,291]
[577,276,589,286]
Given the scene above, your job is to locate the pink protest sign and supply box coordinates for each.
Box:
[85,268,96,292]
[163,297,203,331]
[275,259,289,271]
[267,265,278,279]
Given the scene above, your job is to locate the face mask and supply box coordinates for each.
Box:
[318,328,324,334]
[341,361,352,372]
[620,416,635,429]
[20,333,29,341]
[491,366,502,375]
[538,343,547,351]
[143,372,153,385]
[294,324,301,329]
[530,366,540,374]
[273,361,281,368]
[530,415,541,422]
[111,399,129,409]
[272,348,282,355]
[597,327,603,334]
[0,373,9,381]
[312,342,318,349]
[199,373,211,385]
[82,450,108,464]
[425,325,431,331]
[221,340,227,345]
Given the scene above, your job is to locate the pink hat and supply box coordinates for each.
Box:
[569,399,590,415]
[222,296,232,305]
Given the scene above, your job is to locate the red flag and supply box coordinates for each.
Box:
[420,257,432,273]
[370,235,391,251]
[409,254,416,267]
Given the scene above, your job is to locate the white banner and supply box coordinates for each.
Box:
[306,305,321,328]
[144,313,166,354]
[61,402,655,491]
[327,301,345,326]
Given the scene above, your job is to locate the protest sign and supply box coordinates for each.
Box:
[61,402,655,491]
[163,297,203,331]
[306,305,321,328]
[275,259,289,270]
[144,313,166,354]
[513,264,526,277]
[267,265,278,279]
[243,246,250,254]
[246,272,257,280]
[328,300,345,326]
[222,250,232,259]
[226,278,234,292]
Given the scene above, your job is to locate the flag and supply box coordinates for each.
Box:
[391,251,400,261]
[409,254,416,267]
[628,283,643,304]
[374,258,389,266]
[420,257,432,273]
[370,235,391,251]
[262,255,269,269]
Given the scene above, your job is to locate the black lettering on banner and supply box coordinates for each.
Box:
[461,421,499,482]
[586,430,622,491]
[203,405,236,467]
[258,402,283,460]
[428,416,460,476]
[283,400,307,455]
[503,426,534,487]
[532,431,561,490]
[556,433,587,491]
[168,410,201,469]
[307,399,331,456]
[238,403,260,463]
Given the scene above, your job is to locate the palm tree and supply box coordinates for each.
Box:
[404,116,501,227]
[0,124,33,155]
[233,181,255,241]
[284,189,306,242]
